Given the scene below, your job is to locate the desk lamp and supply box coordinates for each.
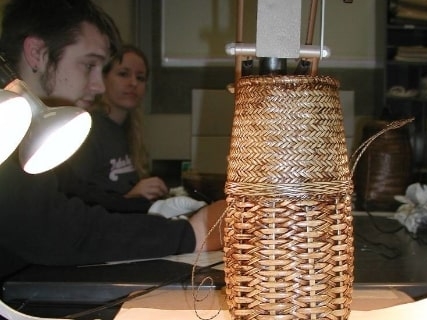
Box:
[0,54,92,174]
[0,54,90,319]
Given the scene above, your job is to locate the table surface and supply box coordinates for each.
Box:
[3,213,427,319]
[352,214,427,298]
[113,287,415,320]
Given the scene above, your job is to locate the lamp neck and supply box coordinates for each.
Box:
[5,79,46,116]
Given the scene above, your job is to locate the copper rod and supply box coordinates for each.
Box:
[306,0,318,46]
[310,58,319,76]
[307,0,319,75]
[234,0,244,88]
[294,0,319,75]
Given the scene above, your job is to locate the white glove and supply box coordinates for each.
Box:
[148,196,207,219]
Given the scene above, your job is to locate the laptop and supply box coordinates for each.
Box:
[2,258,225,305]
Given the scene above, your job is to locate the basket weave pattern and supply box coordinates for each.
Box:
[224,75,354,319]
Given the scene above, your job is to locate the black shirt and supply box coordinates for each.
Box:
[0,153,195,280]
[56,111,153,213]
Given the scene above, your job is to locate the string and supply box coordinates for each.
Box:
[191,207,227,320]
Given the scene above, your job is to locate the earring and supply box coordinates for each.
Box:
[32,66,37,73]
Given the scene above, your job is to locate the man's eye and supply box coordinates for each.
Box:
[86,63,96,71]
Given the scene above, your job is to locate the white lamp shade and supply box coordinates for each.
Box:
[3,79,92,174]
[19,106,92,174]
[0,90,32,166]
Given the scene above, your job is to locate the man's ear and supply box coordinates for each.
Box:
[22,36,47,72]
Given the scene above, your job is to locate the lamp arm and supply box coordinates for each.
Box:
[0,54,43,116]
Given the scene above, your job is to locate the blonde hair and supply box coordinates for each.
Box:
[93,44,150,179]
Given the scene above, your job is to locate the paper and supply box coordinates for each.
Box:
[162,250,224,268]
[115,308,231,320]
[114,298,427,320]
[350,297,427,319]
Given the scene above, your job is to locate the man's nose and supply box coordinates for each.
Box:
[91,76,105,94]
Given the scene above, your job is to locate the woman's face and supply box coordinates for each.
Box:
[102,51,147,112]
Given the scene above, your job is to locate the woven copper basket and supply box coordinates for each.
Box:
[224,75,354,320]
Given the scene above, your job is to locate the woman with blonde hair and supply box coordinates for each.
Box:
[95,44,151,182]
[57,44,203,215]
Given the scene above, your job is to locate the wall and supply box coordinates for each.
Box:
[143,0,385,117]
[99,0,386,174]
[94,0,136,43]
[161,0,379,68]
[99,0,385,117]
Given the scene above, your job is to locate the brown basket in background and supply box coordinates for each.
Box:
[223,75,354,320]
[181,172,226,202]
[354,120,413,212]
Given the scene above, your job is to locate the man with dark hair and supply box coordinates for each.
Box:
[0,0,225,279]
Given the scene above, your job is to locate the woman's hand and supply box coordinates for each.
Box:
[124,176,168,200]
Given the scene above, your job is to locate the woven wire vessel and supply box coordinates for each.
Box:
[224,75,354,320]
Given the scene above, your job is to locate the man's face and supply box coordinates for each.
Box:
[42,22,109,109]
